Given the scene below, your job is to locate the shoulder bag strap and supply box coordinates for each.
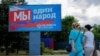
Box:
[75,31,80,42]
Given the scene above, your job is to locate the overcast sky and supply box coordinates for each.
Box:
[0,0,1,4]
[25,0,100,27]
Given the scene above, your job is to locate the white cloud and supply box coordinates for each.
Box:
[0,0,2,4]
[25,0,100,26]
[85,5,100,18]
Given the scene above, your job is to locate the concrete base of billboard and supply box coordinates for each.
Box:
[29,32,40,56]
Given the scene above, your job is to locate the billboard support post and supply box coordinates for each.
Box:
[29,32,40,55]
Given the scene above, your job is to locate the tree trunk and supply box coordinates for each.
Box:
[5,45,9,55]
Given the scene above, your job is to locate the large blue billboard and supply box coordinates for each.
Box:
[9,4,61,31]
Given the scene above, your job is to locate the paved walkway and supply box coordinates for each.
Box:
[42,50,100,56]
[42,55,68,56]
[97,50,100,56]
[0,54,66,56]
[0,50,99,56]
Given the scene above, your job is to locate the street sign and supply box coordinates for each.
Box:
[9,4,61,31]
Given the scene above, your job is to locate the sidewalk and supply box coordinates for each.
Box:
[42,50,100,56]
[42,50,68,56]
[0,50,99,56]
[42,55,68,56]
[97,50,100,56]
[52,50,67,54]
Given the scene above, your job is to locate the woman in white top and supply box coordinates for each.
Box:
[84,24,95,56]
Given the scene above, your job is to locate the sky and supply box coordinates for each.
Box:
[25,0,100,27]
[0,0,1,4]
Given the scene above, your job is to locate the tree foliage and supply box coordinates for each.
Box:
[61,16,76,41]
[92,24,100,39]
[0,0,28,55]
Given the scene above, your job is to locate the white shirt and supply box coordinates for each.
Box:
[84,31,94,48]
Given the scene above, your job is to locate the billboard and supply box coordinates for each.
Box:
[9,4,61,31]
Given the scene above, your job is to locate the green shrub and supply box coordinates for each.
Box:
[41,42,45,55]
[43,48,53,54]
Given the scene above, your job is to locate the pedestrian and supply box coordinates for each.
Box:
[69,22,84,56]
[84,24,95,56]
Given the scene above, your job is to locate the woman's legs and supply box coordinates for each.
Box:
[69,50,83,56]
[69,52,76,56]
[84,47,94,56]
[77,51,83,56]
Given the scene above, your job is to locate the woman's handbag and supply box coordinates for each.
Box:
[66,32,80,53]
[66,44,72,52]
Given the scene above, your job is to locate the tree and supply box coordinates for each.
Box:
[92,24,100,39]
[61,16,76,41]
[0,0,29,55]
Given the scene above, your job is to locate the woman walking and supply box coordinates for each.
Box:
[84,24,95,56]
[69,22,84,56]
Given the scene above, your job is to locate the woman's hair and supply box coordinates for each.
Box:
[72,22,80,29]
[84,24,92,31]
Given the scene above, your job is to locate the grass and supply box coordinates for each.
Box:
[0,50,28,55]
